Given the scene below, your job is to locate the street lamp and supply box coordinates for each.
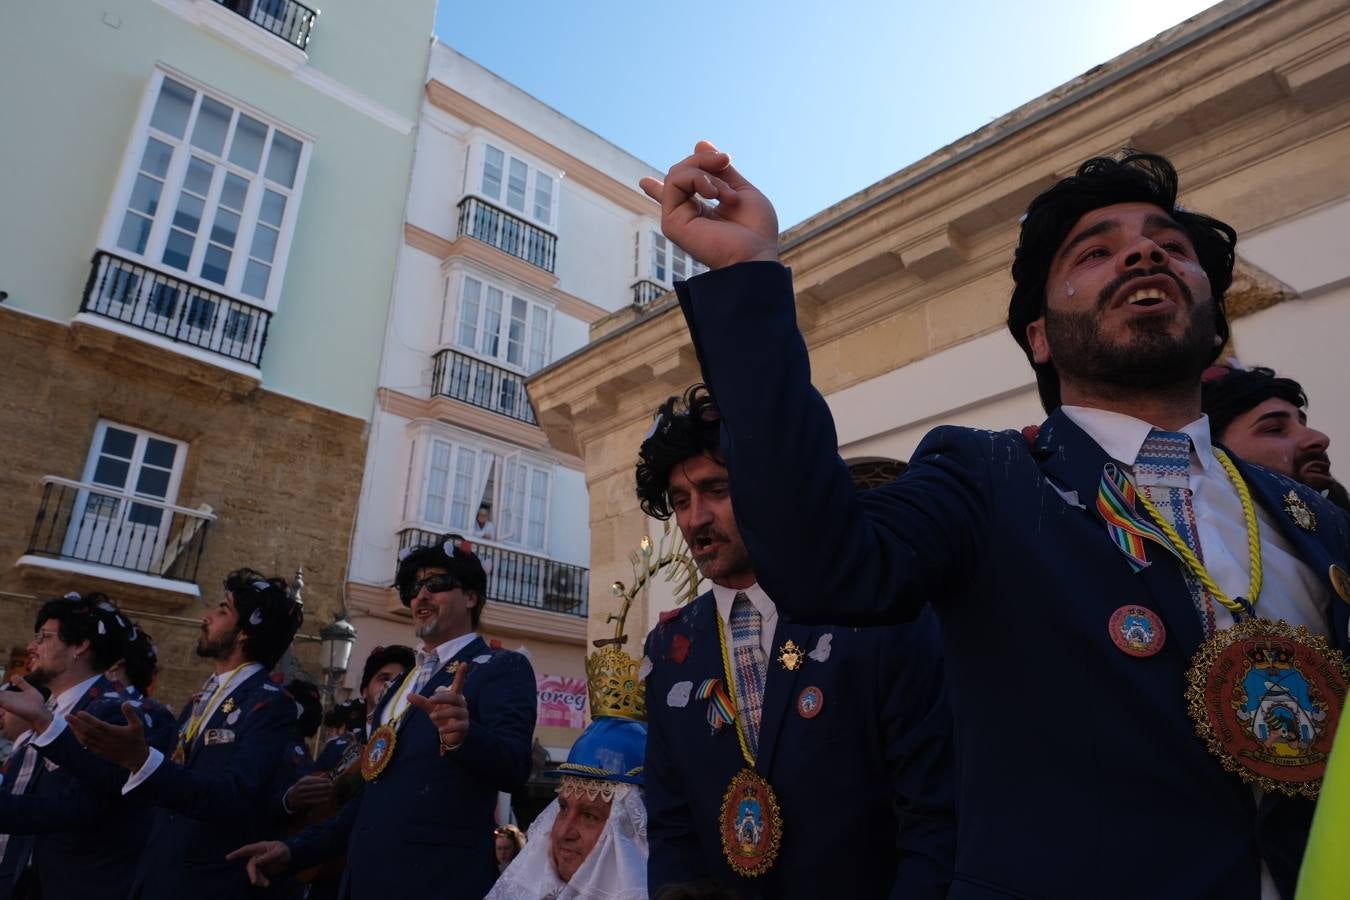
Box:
[319,612,358,690]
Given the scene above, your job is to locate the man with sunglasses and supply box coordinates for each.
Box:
[230,535,537,900]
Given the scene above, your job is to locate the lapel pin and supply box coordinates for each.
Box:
[796,686,824,719]
[776,640,804,672]
[220,698,236,716]
[1109,605,1167,658]
[1284,490,1317,532]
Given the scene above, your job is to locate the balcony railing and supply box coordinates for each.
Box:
[27,477,215,584]
[432,348,538,425]
[82,251,273,367]
[211,0,318,50]
[456,196,557,273]
[397,528,589,619]
[631,279,667,308]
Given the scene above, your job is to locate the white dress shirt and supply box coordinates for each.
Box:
[1063,406,1330,900]
[31,673,106,750]
[711,582,778,658]
[378,631,479,727]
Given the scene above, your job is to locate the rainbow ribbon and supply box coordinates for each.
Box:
[697,677,735,735]
[1095,463,1180,572]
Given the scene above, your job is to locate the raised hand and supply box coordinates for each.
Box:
[0,677,53,732]
[407,661,469,752]
[67,702,150,770]
[283,773,335,812]
[638,140,779,271]
[225,840,291,887]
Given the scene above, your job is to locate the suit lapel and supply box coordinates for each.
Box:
[421,636,490,696]
[755,620,815,774]
[188,669,264,763]
[1035,410,1207,655]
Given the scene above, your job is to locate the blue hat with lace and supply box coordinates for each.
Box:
[546,716,647,786]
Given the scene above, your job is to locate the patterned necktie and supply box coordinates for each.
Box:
[729,592,767,758]
[1134,428,1217,635]
[191,673,219,724]
[410,648,443,697]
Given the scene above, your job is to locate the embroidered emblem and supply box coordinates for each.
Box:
[658,608,682,626]
[472,654,492,664]
[1187,618,1350,798]
[226,709,241,726]
[1284,490,1317,532]
[203,728,236,746]
[1108,605,1167,658]
[638,655,653,680]
[1330,565,1350,605]
[718,769,783,877]
[808,634,832,663]
[797,686,824,719]
[776,640,804,671]
[667,633,692,664]
[666,680,693,709]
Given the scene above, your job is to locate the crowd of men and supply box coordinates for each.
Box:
[1,147,1348,899]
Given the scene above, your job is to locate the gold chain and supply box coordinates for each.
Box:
[713,612,756,767]
[1136,449,1263,615]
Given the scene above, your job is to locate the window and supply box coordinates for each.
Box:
[453,274,552,374]
[477,143,555,228]
[416,438,551,552]
[106,70,308,308]
[651,232,705,286]
[64,422,187,571]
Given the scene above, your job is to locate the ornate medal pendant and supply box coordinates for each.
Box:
[1186,618,1350,798]
[361,723,398,782]
[718,768,783,877]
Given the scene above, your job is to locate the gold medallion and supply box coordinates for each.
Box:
[361,723,398,781]
[776,640,804,671]
[718,769,782,877]
[1329,565,1350,605]
[1283,490,1317,532]
[1186,618,1349,798]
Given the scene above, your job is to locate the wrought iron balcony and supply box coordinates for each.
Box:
[631,279,667,308]
[26,477,214,584]
[432,348,538,425]
[396,528,589,619]
[211,0,318,50]
[82,251,272,367]
[456,196,557,273]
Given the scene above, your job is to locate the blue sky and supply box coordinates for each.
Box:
[435,1,1219,229]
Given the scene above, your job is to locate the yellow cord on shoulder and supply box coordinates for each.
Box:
[1136,449,1262,615]
[713,612,756,767]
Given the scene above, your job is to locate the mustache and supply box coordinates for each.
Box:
[1298,450,1331,468]
[1096,266,1193,311]
[691,526,729,546]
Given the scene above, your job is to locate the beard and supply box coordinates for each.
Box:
[196,626,238,659]
[25,663,53,688]
[1045,267,1216,393]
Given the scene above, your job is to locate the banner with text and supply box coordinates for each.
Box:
[536,674,587,728]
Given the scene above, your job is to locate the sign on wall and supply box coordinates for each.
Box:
[536,674,587,729]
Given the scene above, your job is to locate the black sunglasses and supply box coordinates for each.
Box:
[401,573,462,601]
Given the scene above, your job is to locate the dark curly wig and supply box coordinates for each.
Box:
[635,384,724,520]
[1007,151,1238,413]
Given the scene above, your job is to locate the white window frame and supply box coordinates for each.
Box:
[64,421,189,571]
[636,227,706,288]
[97,67,314,313]
[443,267,555,375]
[464,136,561,232]
[406,423,553,553]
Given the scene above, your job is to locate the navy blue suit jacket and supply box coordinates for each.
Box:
[287,636,537,900]
[644,592,954,898]
[43,668,299,900]
[677,262,1350,900]
[0,676,155,900]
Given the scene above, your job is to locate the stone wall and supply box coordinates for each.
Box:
[0,308,370,710]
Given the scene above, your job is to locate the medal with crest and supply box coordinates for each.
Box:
[1111,448,1350,797]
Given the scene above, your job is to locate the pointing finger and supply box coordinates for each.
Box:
[450,663,469,695]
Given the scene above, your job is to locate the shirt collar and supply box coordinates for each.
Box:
[711,582,775,624]
[418,632,479,667]
[53,674,104,718]
[1060,405,1214,472]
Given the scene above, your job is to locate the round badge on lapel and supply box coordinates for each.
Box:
[1330,565,1350,605]
[1108,605,1167,658]
[796,686,824,719]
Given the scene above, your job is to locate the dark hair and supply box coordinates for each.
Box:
[394,536,488,626]
[33,593,125,672]
[1007,151,1238,412]
[224,569,303,670]
[635,384,724,520]
[360,644,416,693]
[1201,365,1308,439]
[120,625,159,695]
[286,679,323,739]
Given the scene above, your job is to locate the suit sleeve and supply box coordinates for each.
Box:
[875,612,956,900]
[677,263,992,625]
[33,699,156,795]
[125,690,295,821]
[286,787,362,872]
[444,652,537,793]
[642,629,710,892]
